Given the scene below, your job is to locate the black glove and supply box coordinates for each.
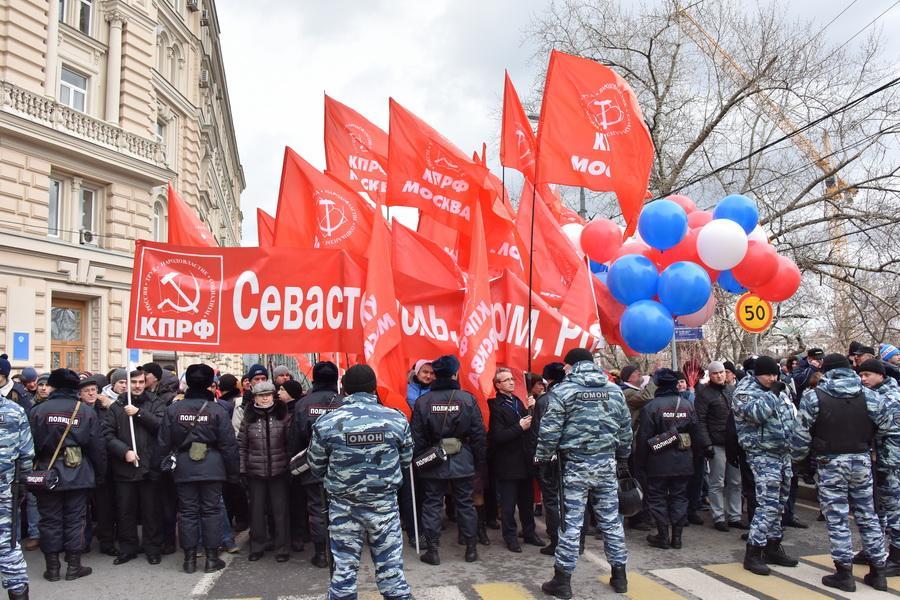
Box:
[616,459,631,479]
[703,446,715,459]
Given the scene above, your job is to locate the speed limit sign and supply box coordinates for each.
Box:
[735,293,773,333]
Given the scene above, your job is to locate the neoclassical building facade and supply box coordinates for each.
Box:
[0,0,244,374]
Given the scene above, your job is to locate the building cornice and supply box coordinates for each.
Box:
[153,68,198,117]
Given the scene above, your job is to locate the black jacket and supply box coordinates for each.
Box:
[239,401,291,479]
[288,386,344,484]
[410,378,486,480]
[694,382,731,447]
[29,389,107,490]
[157,391,239,483]
[488,393,533,480]
[148,372,179,407]
[634,391,698,478]
[103,392,165,482]
[4,382,32,414]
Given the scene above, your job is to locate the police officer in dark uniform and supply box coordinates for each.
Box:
[158,364,238,574]
[288,361,343,568]
[410,354,486,566]
[29,368,106,582]
[533,362,566,556]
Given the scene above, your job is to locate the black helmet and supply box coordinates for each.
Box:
[617,476,643,517]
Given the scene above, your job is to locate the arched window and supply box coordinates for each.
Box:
[156,31,170,72]
[152,200,166,241]
[169,43,183,88]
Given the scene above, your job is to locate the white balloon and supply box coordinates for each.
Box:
[676,294,716,327]
[697,220,748,270]
[562,223,585,255]
[748,224,768,243]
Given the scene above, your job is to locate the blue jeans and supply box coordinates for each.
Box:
[26,492,40,539]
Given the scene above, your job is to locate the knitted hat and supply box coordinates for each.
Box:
[19,367,38,383]
[251,381,276,396]
[281,379,304,400]
[218,374,239,394]
[858,359,886,376]
[0,354,10,377]
[880,344,900,362]
[246,364,268,381]
[707,361,725,374]
[109,368,127,386]
[564,348,594,366]
[141,362,163,381]
[342,364,377,394]
[822,353,852,373]
[542,362,566,383]
[413,359,432,375]
[36,372,50,385]
[312,361,339,384]
[723,360,737,374]
[48,368,79,390]
[272,365,291,378]
[754,356,780,377]
[185,364,215,392]
[619,365,638,384]
[432,355,460,378]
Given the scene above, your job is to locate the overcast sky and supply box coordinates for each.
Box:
[216,0,900,245]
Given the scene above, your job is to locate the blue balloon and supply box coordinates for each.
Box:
[589,259,608,274]
[620,300,675,354]
[637,199,688,251]
[713,194,759,234]
[718,269,748,294]
[658,261,712,316]
[608,255,659,305]
[593,271,608,285]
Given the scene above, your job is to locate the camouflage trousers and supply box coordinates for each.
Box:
[876,467,900,550]
[328,496,411,600]
[817,453,887,566]
[747,453,791,547]
[555,454,627,574]
[0,487,27,593]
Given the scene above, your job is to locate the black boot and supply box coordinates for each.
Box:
[465,540,478,563]
[42,553,61,582]
[852,550,870,565]
[420,541,440,566]
[7,584,28,600]
[541,534,558,556]
[864,564,888,591]
[310,543,328,568]
[64,552,92,581]
[541,566,573,599]
[884,545,900,576]
[183,548,197,574]
[609,564,628,593]
[822,561,856,592]
[743,543,770,575]
[647,525,670,549]
[670,526,683,550]
[764,539,798,567]
[476,507,491,546]
[204,548,226,573]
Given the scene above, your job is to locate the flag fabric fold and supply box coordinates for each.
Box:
[256,208,275,248]
[166,183,216,247]
[324,95,389,201]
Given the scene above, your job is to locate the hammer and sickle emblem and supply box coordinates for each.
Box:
[318,199,347,238]
[589,98,624,130]
[157,271,201,314]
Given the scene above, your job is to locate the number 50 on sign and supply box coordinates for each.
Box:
[735,293,773,334]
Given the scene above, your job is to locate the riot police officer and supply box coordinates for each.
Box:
[307,364,413,600]
[29,368,106,582]
[158,364,238,574]
[410,355,486,566]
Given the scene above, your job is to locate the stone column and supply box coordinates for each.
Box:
[104,12,126,124]
[44,0,61,97]
[70,177,83,244]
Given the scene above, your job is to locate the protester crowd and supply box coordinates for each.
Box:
[1,340,900,599]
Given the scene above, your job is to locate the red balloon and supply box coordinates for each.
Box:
[580,219,622,263]
[650,229,700,269]
[732,241,779,288]
[667,194,697,214]
[612,240,654,262]
[687,210,712,229]
[753,255,801,302]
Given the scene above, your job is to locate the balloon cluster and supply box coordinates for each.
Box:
[572,194,801,354]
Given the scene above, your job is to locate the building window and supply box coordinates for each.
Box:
[152,200,166,241]
[155,120,166,143]
[80,187,95,233]
[78,0,92,35]
[169,44,182,88]
[48,178,62,237]
[58,0,66,21]
[59,67,87,112]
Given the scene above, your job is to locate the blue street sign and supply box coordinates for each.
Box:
[674,326,703,342]
[12,332,29,361]
[128,348,140,363]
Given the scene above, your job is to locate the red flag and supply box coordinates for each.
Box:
[323,95,388,200]
[500,72,537,181]
[559,259,601,338]
[257,208,275,248]
[417,214,460,263]
[536,50,654,237]
[458,205,497,419]
[272,147,374,255]
[387,99,488,230]
[167,184,216,247]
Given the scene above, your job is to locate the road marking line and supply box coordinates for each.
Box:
[620,572,687,599]
[803,554,900,592]
[581,548,611,572]
[653,567,758,599]
[191,530,249,597]
[704,562,832,599]
[772,562,894,599]
[473,582,533,599]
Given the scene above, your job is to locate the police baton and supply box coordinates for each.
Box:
[556,450,566,533]
[10,459,21,550]
[409,463,420,555]
[322,486,334,577]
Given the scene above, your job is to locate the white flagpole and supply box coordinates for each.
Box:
[126,351,139,468]
[335,353,342,394]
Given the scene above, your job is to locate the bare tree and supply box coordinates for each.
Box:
[526,0,900,359]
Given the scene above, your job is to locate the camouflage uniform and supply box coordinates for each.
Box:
[535,361,632,574]
[872,377,900,550]
[0,396,33,595]
[792,368,891,566]
[308,391,414,600]
[732,375,797,547]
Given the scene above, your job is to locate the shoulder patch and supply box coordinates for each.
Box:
[345,430,385,446]
[430,403,460,414]
[46,413,80,427]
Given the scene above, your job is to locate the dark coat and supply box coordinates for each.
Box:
[239,400,291,479]
[29,389,107,490]
[217,389,240,419]
[410,378,486,480]
[488,393,533,480]
[4,382,32,414]
[157,391,239,483]
[103,392,165,482]
[288,386,344,484]
[694,382,731,447]
[634,391,697,478]
[148,372,179,407]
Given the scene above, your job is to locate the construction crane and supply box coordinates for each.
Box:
[672,2,855,342]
